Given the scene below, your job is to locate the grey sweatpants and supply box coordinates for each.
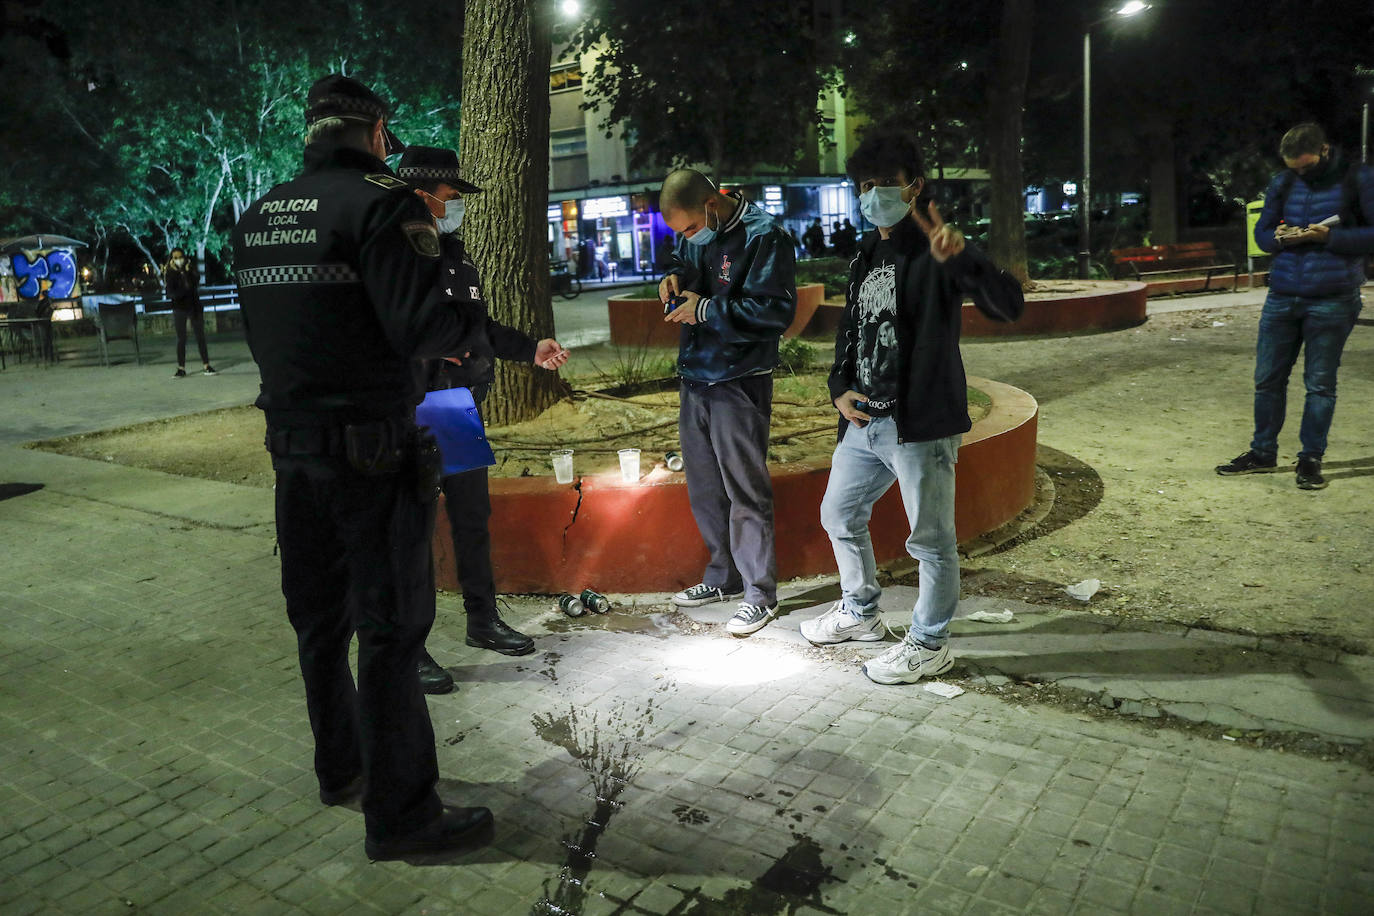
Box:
[678,375,778,607]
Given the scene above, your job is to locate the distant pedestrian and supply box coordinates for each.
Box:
[831,220,843,255]
[659,168,795,636]
[1215,123,1373,490]
[800,133,1023,685]
[164,248,215,378]
[839,218,858,258]
[802,218,825,258]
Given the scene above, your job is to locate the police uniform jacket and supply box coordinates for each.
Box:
[233,143,490,428]
[422,233,537,396]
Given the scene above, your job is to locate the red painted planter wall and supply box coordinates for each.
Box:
[432,378,1038,594]
[962,282,1147,337]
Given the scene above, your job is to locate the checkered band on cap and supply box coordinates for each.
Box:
[236,264,361,287]
[397,167,463,181]
[306,94,387,124]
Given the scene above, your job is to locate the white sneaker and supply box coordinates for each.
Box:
[673,583,744,607]
[725,602,777,635]
[862,638,953,685]
[800,602,884,645]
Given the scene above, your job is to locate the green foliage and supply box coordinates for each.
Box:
[796,257,851,299]
[571,0,840,176]
[588,345,677,394]
[0,0,462,281]
[777,337,817,375]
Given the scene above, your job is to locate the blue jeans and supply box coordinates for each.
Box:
[820,418,960,647]
[1251,291,1362,460]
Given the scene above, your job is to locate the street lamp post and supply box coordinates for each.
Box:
[1079,1,1151,279]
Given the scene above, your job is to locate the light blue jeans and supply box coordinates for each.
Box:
[820,417,961,647]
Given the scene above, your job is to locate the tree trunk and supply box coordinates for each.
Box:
[460,0,566,425]
[1147,125,1178,244]
[986,0,1034,286]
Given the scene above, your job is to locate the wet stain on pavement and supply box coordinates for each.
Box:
[545,611,678,639]
[670,832,844,915]
[538,650,562,684]
[442,724,477,747]
[672,804,710,825]
[531,694,664,915]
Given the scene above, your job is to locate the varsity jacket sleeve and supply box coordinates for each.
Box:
[358,191,491,364]
[695,229,796,344]
[1327,164,1374,256]
[666,240,705,295]
[943,243,1025,322]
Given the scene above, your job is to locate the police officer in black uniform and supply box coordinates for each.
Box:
[397,146,570,692]
[232,75,493,861]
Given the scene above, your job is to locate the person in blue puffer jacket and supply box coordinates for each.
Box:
[1217,123,1374,490]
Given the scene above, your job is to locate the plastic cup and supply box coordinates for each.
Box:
[551,449,574,484]
[618,448,641,483]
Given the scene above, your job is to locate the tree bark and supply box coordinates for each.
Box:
[986,0,1034,286]
[1147,125,1178,244]
[460,0,567,425]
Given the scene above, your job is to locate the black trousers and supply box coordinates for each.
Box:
[439,466,497,623]
[272,452,442,840]
[173,305,209,367]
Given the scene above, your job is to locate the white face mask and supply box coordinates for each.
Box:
[436,197,465,234]
[859,178,919,228]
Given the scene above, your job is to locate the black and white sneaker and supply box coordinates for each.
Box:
[726,602,777,636]
[673,583,744,608]
[1215,450,1277,475]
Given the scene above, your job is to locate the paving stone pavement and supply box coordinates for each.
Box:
[2,460,1373,915]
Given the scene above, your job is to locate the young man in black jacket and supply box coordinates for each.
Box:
[399,146,570,691]
[800,134,1024,684]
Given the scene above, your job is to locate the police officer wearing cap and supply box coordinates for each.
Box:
[232,75,493,861]
[399,146,570,690]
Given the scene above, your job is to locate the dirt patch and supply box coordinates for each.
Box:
[27,371,988,485]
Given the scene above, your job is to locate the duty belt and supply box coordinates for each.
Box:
[265,426,347,457]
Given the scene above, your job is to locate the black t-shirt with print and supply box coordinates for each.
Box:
[853,239,899,414]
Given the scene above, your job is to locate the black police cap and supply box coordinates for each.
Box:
[305,74,406,155]
[396,147,483,194]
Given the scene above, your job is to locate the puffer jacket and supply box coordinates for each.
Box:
[1254,154,1374,297]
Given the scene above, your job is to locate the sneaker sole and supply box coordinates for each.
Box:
[465,636,537,656]
[862,654,955,685]
[364,819,495,860]
[1297,480,1328,491]
[673,592,744,608]
[1215,466,1278,476]
[726,615,776,636]
[801,628,885,646]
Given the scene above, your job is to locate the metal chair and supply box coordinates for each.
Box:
[97,301,142,366]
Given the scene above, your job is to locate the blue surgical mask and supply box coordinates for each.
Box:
[684,206,719,247]
[436,197,465,234]
[859,179,918,228]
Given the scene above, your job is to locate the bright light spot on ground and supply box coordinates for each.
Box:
[665,640,808,687]
[1116,1,1149,17]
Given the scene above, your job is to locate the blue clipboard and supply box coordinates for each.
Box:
[415,386,496,476]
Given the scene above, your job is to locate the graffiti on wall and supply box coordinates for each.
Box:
[9,249,80,299]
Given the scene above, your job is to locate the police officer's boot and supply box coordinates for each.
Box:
[466,615,535,657]
[418,650,455,695]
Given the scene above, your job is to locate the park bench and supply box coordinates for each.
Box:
[1109,241,1238,291]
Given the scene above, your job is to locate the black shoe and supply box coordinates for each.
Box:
[319,774,364,807]
[364,805,494,861]
[1296,456,1328,490]
[466,618,536,656]
[1215,450,1277,475]
[418,651,455,694]
[172,368,187,379]
[202,365,217,376]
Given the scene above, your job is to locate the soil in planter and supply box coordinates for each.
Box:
[27,371,991,487]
